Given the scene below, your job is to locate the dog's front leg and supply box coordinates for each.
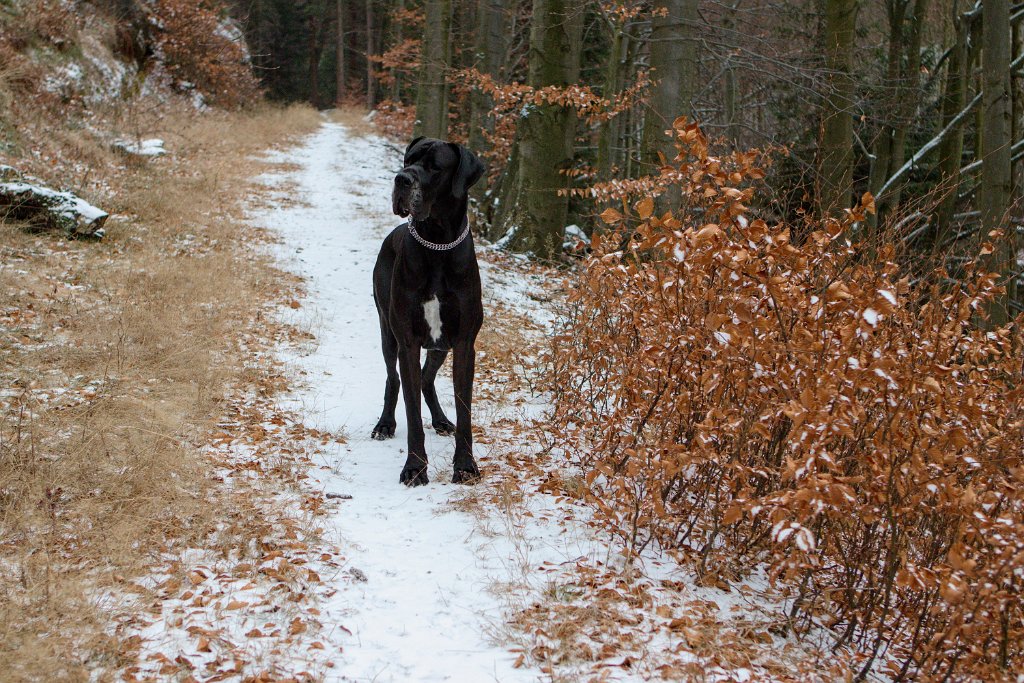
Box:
[451,338,481,484]
[397,340,429,486]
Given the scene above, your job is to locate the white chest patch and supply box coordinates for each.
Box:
[423,296,442,342]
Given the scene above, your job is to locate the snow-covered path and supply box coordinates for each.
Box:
[258,121,540,682]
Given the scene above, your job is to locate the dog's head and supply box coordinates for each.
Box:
[392,137,485,220]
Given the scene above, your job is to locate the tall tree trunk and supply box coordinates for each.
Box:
[336,0,347,104]
[886,0,929,213]
[640,0,698,179]
[467,0,506,206]
[1013,19,1023,193]
[494,0,584,258]
[488,143,520,240]
[597,14,626,181]
[982,0,1016,324]
[366,0,376,108]
[865,0,905,233]
[723,1,741,146]
[866,0,928,231]
[468,0,505,154]
[818,0,857,217]
[623,32,643,177]
[415,0,451,138]
[934,3,974,243]
[392,0,404,101]
[308,7,326,108]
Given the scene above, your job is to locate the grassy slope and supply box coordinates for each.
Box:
[0,4,324,678]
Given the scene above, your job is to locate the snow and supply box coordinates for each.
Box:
[114,138,167,157]
[494,224,518,249]
[562,223,590,251]
[43,62,84,94]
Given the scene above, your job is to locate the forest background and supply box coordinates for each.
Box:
[233,0,1020,312]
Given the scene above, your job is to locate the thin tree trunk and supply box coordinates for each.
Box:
[414,0,451,139]
[392,0,404,101]
[818,0,858,217]
[865,0,906,232]
[975,70,984,160]
[1013,19,1023,193]
[982,0,1015,324]
[865,0,928,231]
[887,0,929,213]
[723,1,741,146]
[336,0,347,104]
[597,18,624,181]
[935,3,975,243]
[488,143,520,240]
[483,1,506,94]
[308,7,326,108]
[366,0,376,108]
[468,0,505,154]
[624,30,643,178]
[468,0,506,206]
[892,1,924,159]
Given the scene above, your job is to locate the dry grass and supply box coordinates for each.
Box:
[0,101,321,680]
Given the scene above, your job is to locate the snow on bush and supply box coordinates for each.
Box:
[545,119,1024,681]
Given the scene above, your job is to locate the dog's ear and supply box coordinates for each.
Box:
[404,136,426,164]
[450,144,485,199]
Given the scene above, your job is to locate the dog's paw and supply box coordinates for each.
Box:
[400,465,430,487]
[432,418,456,436]
[452,460,480,485]
[371,420,396,440]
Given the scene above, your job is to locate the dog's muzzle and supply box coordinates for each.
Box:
[392,171,424,219]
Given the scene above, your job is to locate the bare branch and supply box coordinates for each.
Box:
[876,91,983,201]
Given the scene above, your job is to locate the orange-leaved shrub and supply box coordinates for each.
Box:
[372,98,416,140]
[150,0,261,108]
[545,118,1024,681]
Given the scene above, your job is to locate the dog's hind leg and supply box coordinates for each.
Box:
[371,321,400,440]
[421,350,455,435]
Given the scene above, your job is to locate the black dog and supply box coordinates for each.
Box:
[371,137,486,486]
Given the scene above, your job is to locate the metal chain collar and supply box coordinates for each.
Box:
[408,220,471,251]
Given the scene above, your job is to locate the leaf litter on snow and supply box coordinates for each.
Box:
[111,319,358,682]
